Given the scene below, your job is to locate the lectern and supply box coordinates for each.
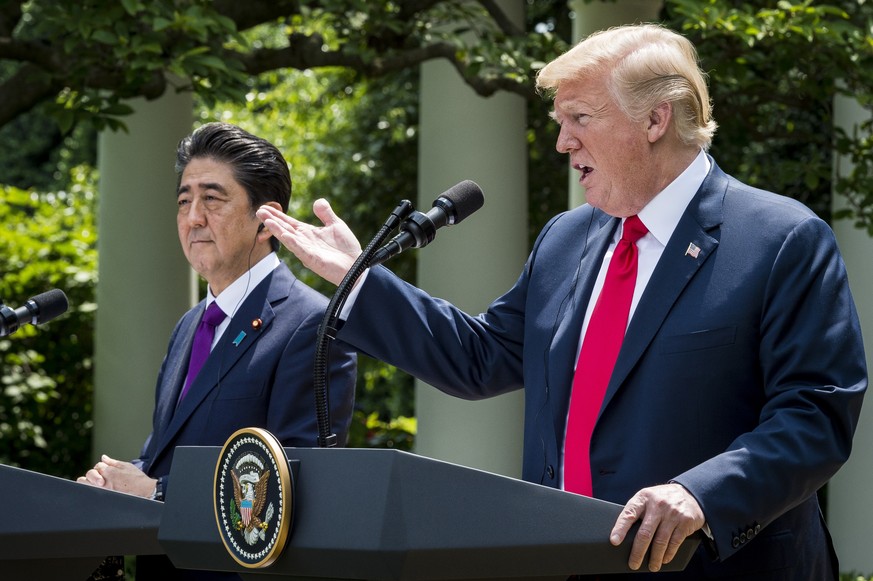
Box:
[160,446,700,580]
[0,463,163,580]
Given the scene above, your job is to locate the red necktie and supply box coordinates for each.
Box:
[179,301,226,402]
[564,215,648,496]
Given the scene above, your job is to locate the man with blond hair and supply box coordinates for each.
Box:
[259,25,866,579]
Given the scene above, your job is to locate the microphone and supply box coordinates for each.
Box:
[0,289,69,337]
[370,180,484,267]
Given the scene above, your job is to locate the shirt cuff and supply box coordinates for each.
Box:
[338,268,370,321]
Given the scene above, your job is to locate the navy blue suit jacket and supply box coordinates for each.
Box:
[136,262,357,491]
[339,161,866,579]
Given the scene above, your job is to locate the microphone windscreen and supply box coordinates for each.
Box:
[31,289,69,323]
[441,180,484,224]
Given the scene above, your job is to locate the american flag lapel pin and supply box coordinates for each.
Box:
[685,242,701,259]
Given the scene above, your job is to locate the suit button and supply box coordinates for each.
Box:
[731,536,740,549]
[746,527,755,540]
[739,532,747,544]
[547,465,555,479]
[755,524,761,534]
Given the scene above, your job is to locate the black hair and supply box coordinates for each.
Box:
[175,122,291,252]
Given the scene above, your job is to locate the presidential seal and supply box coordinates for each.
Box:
[214,427,293,568]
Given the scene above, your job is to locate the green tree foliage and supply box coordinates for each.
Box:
[0,0,561,130]
[0,166,97,477]
[527,2,572,243]
[662,0,873,229]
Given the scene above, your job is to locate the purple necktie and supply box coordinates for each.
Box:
[179,301,226,402]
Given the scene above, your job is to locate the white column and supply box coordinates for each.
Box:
[92,91,194,461]
[827,93,873,574]
[414,1,527,477]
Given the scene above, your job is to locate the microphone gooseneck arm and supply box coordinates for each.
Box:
[312,200,415,448]
[369,180,484,267]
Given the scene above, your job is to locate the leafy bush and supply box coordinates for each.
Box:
[0,166,98,477]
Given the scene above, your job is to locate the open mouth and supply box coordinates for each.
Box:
[574,163,593,183]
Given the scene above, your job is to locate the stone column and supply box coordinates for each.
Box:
[827,93,873,574]
[414,1,527,477]
[92,91,194,461]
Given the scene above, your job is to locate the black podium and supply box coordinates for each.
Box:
[160,446,700,580]
[0,463,164,580]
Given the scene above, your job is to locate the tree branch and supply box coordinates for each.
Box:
[211,0,302,32]
[397,0,445,20]
[0,37,60,70]
[0,1,22,37]
[478,0,525,37]
[0,63,63,127]
[0,0,543,131]
[239,37,536,99]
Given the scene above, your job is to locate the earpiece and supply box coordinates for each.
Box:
[257,223,265,233]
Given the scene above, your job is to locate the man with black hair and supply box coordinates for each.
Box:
[80,122,357,580]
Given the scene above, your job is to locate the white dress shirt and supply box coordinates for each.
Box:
[204,252,280,349]
[561,149,711,488]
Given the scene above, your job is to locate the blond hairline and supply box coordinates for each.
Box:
[536,24,717,149]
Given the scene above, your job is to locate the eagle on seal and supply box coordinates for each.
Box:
[231,468,270,533]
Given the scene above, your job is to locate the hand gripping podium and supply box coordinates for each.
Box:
[0,463,164,580]
[160,446,700,580]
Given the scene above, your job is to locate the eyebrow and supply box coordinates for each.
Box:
[177,182,229,196]
[553,97,609,121]
[551,98,585,121]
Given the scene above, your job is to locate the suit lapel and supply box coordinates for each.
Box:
[601,165,727,411]
[547,211,617,435]
[152,310,199,439]
[150,266,293,463]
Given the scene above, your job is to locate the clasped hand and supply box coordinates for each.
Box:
[77,454,157,498]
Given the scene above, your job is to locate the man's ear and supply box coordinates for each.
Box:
[647,102,673,143]
[256,201,282,240]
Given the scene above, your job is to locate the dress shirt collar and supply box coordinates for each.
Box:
[635,149,710,246]
[205,252,280,317]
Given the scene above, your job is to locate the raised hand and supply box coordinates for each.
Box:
[257,200,363,286]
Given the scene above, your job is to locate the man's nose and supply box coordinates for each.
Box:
[186,198,207,227]
[556,126,580,153]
